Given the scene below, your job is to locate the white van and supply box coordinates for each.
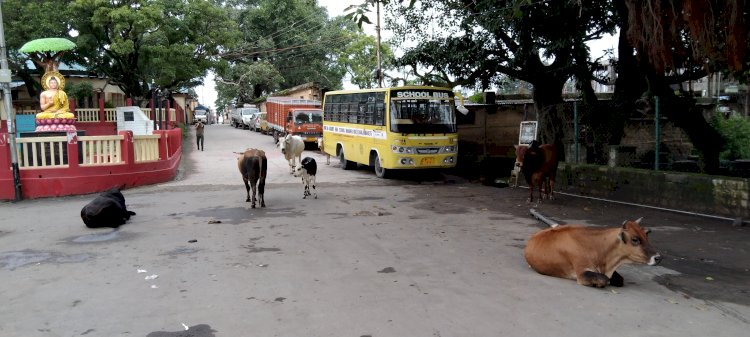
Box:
[194,109,208,124]
[231,107,259,129]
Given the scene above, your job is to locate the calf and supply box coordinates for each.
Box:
[237,148,267,208]
[514,140,558,202]
[80,188,136,228]
[279,134,305,174]
[293,157,318,199]
[317,137,330,165]
[524,218,662,288]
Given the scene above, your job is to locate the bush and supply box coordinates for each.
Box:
[711,113,750,160]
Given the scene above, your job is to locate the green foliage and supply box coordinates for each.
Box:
[216,0,349,110]
[711,114,750,160]
[68,0,240,99]
[468,92,483,103]
[334,21,396,89]
[66,81,94,101]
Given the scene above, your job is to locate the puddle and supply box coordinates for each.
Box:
[162,247,200,256]
[0,249,93,270]
[68,229,135,243]
[183,207,304,225]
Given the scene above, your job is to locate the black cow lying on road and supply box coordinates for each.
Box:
[80,188,136,228]
[293,157,317,199]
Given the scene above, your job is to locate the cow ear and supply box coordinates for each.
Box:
[644,228,652,235]
[619,232,626,243]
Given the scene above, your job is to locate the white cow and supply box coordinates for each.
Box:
[279,134,305,174]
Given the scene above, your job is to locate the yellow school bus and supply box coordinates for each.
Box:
[322,86,460,178]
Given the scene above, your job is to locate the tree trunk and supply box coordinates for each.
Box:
[533,78,567,162]
[645,70,724,173]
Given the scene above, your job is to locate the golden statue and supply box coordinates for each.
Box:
[35,70,76,131]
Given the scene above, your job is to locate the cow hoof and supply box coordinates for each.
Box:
[246,199,251,202]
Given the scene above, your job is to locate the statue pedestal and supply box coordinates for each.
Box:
[35,118,76,132]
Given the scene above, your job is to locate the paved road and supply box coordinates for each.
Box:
[1,124,748,337]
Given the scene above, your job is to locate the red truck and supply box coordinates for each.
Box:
[265,97,323,144]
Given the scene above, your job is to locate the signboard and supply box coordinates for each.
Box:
[518,121,538,145]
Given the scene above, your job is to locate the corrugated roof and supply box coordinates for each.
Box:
[24,60,88,72]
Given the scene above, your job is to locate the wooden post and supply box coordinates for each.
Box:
[154,130,168,160]
[119,130,134,164]
[99,98,106,122]
[66,131,79,169]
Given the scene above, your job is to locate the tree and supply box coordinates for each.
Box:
[216,0,349,107]
[2,0,76,98]
[620,0,748,173]
[384,0,617,158]
[69,0,240,102]
[335,22,395,89]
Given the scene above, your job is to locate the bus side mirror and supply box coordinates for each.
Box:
[454,91,469,115]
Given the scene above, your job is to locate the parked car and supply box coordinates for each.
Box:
[230,107,259,129]
[252,112,266,132]
[259,113,269,134]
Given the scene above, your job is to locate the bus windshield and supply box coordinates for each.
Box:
[389,98,457,134]
[294,110,323,124]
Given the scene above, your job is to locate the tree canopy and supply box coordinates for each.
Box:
[214,0,349,110]
[69,0,240,101]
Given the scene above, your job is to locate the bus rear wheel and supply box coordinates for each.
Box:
[373,154,390,178]
[339,149,354,170]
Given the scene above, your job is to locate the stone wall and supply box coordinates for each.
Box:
[557,163,749,218]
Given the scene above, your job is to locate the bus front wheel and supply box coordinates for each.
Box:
[373,154,390,178]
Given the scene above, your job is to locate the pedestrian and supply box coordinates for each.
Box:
[195,120,205,151]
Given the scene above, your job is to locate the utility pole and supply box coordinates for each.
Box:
[375,1,383,88]
[0,2,22,201]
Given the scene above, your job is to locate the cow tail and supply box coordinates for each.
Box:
[258,157,266,179]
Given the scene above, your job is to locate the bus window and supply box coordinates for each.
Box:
[390,99,456,133]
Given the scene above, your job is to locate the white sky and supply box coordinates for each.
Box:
[195,1,617,109]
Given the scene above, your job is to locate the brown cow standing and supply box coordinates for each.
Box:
[237,148,267,208]
[524,218,662,288]
[514,140,558,202]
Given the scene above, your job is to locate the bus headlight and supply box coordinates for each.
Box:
[443,156,455,164]
[399,158,414,165]
[442,146,457,153]
[392,145,414,154]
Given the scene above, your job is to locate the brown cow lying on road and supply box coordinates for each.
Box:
[524,218,662,288]
[514,141,558,202]
[237,148,267,208]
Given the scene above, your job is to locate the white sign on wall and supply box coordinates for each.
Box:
[116,106,154,135]
[518,121,538,145]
